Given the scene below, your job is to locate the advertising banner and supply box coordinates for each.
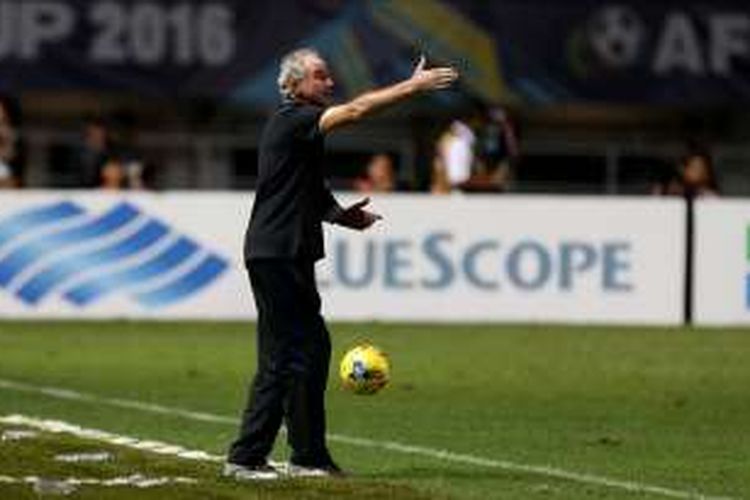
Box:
[319,195,685,324]
[1,1,750,105]
[0,1,343,100]
[0,192,684,324]
[0,191,252,319]
[693,199,750,325]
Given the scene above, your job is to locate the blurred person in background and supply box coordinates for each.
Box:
[225,48,457,481]
[0,95,24,188]
[110,110,150,190]
[76,117,113,187]
[650,165,684,196]
[430,159,451,194]
[432,119,475,193]
[681,150,720,198]
[0,124,15,188]
[119,153,149,190]
[651,150,720,198]
[432,106,519,194]
[353,153,397,192]
[97,153,150,191]
[77,116,149,190]
[98,154,127,190]
[475,106,519,193]
[0,165,13,188]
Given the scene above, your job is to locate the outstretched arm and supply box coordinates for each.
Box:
[319,56,458,134]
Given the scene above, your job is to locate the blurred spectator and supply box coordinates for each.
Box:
[650,165,684,196]
[97,150,152,191]
[98,154,127,190]
[109,110,151,190]
[124,158,149,190]
[432,106,520,194]
[0,95,24,188]
[651,150,720,198]
[681,151,719,198]
[432,119,476,193]
[430,159,451,194]
[0,162,13,188]
[354,153,397,192]
[475,106,519,192]
[75,116,150,190]
[76,117,112,187]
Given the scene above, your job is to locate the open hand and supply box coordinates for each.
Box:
[336,197,382,231]
[410,54,459,91]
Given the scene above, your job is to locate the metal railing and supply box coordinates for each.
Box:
[18,128,750,196]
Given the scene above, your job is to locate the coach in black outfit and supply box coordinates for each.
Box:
[225,48,458,480]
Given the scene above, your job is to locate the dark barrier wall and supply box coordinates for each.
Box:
[1,0,749,105]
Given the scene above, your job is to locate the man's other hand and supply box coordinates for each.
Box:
[335,197,382,231]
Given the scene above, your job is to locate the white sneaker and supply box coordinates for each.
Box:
[285,463,346,478]
[223,462,280,481]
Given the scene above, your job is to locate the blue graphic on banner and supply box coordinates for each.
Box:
[0,201,228,308]
[0,202,85,247]
[65,237,200,306]
[135,255,228,308]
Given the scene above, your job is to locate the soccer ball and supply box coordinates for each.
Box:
[587,5,644,68]
[339,344,390,395]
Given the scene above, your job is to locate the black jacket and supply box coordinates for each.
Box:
[244,101,339,263]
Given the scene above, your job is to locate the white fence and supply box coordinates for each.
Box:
[693,200,750,325]
[0,192,697,325]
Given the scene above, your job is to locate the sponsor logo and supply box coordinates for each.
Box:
[0,201,228,308]
[570,4,750,78]
[322,233,633,292]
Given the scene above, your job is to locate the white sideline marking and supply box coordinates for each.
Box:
[0,378,233,425]
[1,429,38,441]
[0,414,222,462]
[55,452,112,463]
[0,474,197,488]
[0,377,735,500]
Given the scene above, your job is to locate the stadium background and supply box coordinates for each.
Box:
[5,0,750,195]
[0,1,749,499]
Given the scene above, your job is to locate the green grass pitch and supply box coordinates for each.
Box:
[0,321,748,499]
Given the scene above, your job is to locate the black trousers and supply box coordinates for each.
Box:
[228,258,333,467]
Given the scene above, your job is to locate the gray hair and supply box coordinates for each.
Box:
[277,48,320,100]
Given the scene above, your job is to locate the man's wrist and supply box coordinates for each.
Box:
[324,204,345,224]
[403,78,421,96]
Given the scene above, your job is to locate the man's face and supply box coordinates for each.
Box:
[295,55,334,106]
